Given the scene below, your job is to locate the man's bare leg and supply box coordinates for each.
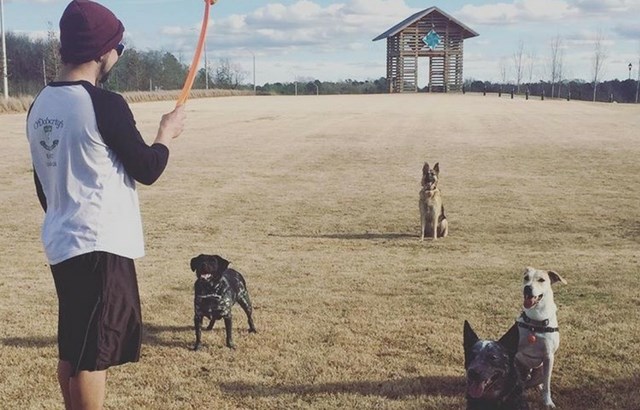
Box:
[70,369,107,410]
[58,360,107,410]
[57,360,73,410]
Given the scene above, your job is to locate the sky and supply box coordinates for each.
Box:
[4,0,640,86]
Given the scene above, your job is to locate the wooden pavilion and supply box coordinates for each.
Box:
[373,7,478,93]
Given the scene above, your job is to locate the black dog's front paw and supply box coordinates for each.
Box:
[226,341,236,349]
[193,343,202,351]
[249,327,257,333]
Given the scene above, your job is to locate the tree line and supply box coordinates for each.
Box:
[3,31,256,96]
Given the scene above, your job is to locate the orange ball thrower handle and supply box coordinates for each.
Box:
[176,0,217,107]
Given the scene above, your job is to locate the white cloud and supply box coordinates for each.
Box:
[571,0,640,13]
[162,0,418,54]
[457,0,576,25]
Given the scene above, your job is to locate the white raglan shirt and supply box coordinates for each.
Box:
[27,82,168,265]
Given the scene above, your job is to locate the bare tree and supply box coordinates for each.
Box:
[556,50,564,98]
[513,40,525,93]
[44,22,61,84]
[499,57,509,86]
[213,58,247,89]
[591,31,607,102]
[548,34,563,98]
[526,49,536,85]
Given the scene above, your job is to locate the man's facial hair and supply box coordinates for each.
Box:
[99,69,111,84]
[98,59,113,85]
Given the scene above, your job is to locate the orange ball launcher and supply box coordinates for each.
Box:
[176,0,218,107]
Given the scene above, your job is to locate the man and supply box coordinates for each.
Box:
[25,1,186,409]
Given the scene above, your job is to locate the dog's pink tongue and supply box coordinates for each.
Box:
[523,296,535,309]
[468,381,485,399]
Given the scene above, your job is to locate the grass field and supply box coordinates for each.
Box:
[1,93,639,409]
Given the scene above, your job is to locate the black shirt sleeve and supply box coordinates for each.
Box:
[85,84,169,185]
[34,169,47,212]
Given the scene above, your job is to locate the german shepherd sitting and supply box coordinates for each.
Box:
[419,162,448,241]
[464,321,529,410]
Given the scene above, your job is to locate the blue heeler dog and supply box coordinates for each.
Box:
[463,320,528,410]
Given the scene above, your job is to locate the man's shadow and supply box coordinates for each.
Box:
[1,335,55,348]
[1,323,193,349]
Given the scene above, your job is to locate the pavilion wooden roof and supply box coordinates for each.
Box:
[372,6,479,41]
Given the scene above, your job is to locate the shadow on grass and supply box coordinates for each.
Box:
[1,335,55,348]
[268,232,417,240]
[1,324,193,349]
[219,375,463,400]
[552,375,640,409]
[143,323,193,348]
[1,323,213,351]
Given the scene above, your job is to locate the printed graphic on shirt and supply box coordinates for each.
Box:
[33,117,63,167]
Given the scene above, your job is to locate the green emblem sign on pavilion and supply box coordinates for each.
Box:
[423,29,441,50]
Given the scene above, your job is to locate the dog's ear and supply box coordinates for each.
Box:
[190,255,204,272]
[548,270,567,285]
[463,320,479,367]
[433,162,440,175]
[498,322,520,358]
[214,255,230,274]
[422,162,430,174]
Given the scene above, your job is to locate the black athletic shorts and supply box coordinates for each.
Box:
[51,251,142,375]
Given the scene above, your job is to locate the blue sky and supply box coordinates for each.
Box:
[4,0,640,85]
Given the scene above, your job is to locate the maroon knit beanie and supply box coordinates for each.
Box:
[59,0,125,64]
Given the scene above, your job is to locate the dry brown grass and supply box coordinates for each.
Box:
[0,95,34,113]
[0,89,250,114]
[1,94,639,409]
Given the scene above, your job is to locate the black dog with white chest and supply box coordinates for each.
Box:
[463,321,528,410]
[190,254,256,350]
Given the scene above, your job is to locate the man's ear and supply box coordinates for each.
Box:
[190,255,204,272]
[215,255,230,274]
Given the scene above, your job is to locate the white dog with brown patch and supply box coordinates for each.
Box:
[515,267,567,408]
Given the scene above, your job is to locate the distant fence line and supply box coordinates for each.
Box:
[464,86,624,103]
[463,80,640,104]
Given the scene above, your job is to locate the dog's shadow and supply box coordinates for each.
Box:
[219,375,463,400]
